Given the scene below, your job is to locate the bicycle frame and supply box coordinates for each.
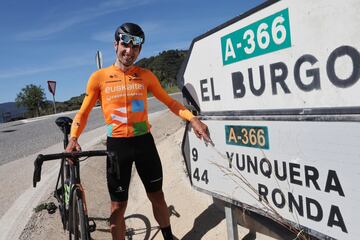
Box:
[53,155,85,231]
[55,117,73,230]
[33,117,115,239]
[33,150,113,239]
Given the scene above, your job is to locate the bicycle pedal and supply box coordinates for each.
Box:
[88,218,97,232]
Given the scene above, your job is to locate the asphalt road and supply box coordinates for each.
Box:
[0,93,182,165]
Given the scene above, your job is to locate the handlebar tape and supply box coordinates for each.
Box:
[33,154,44,187]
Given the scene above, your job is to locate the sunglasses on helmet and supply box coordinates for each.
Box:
[119,33,144,46]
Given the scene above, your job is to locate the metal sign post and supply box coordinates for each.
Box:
[178,0,360,239]
[96,50,103,70]
[225,203,239,240]
[47,80,57,114]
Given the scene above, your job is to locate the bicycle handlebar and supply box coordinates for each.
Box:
[33,150,115,188]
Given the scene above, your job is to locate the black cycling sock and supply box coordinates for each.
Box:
[161,225,173,240]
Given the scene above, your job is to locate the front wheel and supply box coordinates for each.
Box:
[70,188,90,240]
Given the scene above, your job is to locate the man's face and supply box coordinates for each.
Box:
[114,41,141,67]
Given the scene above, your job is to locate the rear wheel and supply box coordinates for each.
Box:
[70,188,89,240]
[125,214,152,240]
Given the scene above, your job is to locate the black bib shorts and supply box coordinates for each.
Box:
[106,133,163,202]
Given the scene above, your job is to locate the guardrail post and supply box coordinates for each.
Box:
[225,202,239,240]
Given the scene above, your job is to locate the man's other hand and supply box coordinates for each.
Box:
[190,117,212,144]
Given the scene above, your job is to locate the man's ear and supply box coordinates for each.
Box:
[114,41,119,53]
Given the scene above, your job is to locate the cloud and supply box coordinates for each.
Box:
[140,22,161,34]
[15,0,153,41]
[99,0,150,8]
[0,54,93,79]
[0,66,58,79]
[91,30,114,43]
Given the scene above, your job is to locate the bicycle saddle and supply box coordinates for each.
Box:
[55,117,73,135]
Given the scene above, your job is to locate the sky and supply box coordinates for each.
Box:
[0,0,264,104]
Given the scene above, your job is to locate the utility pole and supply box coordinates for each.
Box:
[96,50,103,69]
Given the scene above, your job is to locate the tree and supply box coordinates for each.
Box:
[136,49,188,89]
[16,84,46,117]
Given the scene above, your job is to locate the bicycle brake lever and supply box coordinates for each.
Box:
[33,154,44,187]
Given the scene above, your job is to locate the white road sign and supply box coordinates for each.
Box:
[178,0,360,239]
[183,119,360,240]
[179,0,360,115]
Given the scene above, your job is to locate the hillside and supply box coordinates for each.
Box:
[136,49,188,89]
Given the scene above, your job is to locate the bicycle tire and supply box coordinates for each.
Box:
[124,214,152,240]
[71,188,90,240]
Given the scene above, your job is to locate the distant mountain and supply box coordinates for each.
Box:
[0,102,27,123]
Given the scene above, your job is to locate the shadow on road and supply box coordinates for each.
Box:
[182,202,225,240]
[92,205,182,240]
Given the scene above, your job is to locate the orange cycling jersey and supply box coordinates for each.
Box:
[70,65,194,138]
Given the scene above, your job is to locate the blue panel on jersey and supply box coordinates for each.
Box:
[132,100,144,112]
[107,124,113,137]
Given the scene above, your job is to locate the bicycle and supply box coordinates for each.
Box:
[33,116,114,240]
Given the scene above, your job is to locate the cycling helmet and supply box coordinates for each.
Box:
[115,22,145,44]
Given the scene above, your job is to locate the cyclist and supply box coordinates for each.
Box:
[66,22,210,240]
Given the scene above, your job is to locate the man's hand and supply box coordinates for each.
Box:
[190,117,212,144]
[65,137,82,152]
